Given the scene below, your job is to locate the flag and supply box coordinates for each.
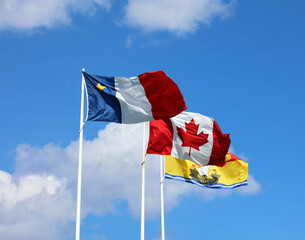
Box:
[165,152,248,189]
[83,71,187,123]
[147,111,230,166]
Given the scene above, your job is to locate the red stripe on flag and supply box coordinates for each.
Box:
[138,71,187,119]
[209,121,231,167]
[147,118,173,155]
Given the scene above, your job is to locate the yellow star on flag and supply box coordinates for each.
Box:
[96,82,106,92]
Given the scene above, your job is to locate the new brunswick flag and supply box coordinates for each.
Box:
[165,152,248,189]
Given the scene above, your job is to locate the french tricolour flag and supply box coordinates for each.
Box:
[147,112,231,167]
[83,71,186,124]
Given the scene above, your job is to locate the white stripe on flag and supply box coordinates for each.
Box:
[115,76,154,123]
[170,112,214,166]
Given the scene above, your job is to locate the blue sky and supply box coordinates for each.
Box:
[0,0,305,239]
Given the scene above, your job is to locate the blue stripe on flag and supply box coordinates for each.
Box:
[165,173,248,189]
[83,72,122,123]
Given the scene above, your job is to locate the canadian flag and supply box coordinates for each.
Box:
[147,112,231,167]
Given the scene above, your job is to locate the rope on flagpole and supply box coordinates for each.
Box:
[75,68,85,240]
[79,121,85,134]
[160,178,164,185]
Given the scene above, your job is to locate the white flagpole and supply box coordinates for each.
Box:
[141,122,146,240]
[75,68,85,240]
[160,155,165,240]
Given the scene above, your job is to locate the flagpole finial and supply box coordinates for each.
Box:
[82,68,85,72]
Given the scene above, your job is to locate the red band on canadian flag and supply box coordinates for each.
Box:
[147,118,173,155]
[209,121,231,167]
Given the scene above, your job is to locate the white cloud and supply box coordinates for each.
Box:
[0,0,235,33]
[0,171,75,240]
[0,123,260,239]
[126,35,135,47]
[0,0,111,30]
[123,0,236,34]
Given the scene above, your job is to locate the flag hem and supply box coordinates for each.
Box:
[165,173,248,189]
[83,72,90,122]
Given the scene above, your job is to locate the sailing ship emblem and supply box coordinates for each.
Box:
[190,165,220,187]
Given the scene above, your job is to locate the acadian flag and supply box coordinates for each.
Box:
[147,111,230,167]
[165,152,248,189]
[83,71,187,123]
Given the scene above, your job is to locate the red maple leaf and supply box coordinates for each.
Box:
[177,119,209,156]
